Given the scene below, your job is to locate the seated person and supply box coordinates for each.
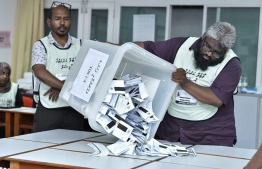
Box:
[0,62,23,108]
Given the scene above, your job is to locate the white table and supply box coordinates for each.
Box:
[160,154,249,169]
[137,161,214,169]
[0,138,53,159]
[1,130,256,169]
[84,133,119,143]
[6,148,151,169]
[51,140,106,152]
[3,107,36,113]
[85,134,193,147]
[193,145,257,159]
[0,107,36,137]
[52,140,165,161]
[0,107,35,114]
[158,139,193,148]
[10,129,104,144]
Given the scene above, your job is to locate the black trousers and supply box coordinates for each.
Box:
[0,126,4,138]
[33,101,84,132]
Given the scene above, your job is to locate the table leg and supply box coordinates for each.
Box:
[5,112,12,137]
[10,161,62,169]
[14,113,21,136]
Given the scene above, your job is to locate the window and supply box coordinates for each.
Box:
[90,10,108,42]
[207,7,259,87]
[119,7,166,43]
[171,6,203,37]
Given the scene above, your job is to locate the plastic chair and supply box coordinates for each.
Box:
[22,96,33,107]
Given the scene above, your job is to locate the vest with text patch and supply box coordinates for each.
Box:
[168,37,236,120]
[0,82,18,107]
[39,37,81,108]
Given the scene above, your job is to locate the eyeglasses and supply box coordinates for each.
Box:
[51,1,71,10]
[202,39,225,59]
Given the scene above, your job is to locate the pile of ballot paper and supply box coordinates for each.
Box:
[95,74,196,157]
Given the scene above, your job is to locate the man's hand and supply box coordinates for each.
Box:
[172,68,188,87]
[171,68,223,107]
[44,87,61,102]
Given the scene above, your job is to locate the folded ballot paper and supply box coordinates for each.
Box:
[95,74,196,157]
[60,40,195,157]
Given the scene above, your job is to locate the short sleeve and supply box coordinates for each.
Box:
[31,41,47,68]
[143,37,188,63]
[210,57,241,105]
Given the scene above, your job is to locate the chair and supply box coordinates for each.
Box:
[22,96,34,107]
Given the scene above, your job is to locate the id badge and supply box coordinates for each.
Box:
[56,73,67,81]
[175,89,197,105]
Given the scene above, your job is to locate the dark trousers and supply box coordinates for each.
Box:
[33,101,84,132]
[155,112,236,147]
[0,126,4,138]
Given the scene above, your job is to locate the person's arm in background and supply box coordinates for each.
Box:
[31,41,63,101]
[15,86,23,107]
[244,144,262,169]
[106,41,144,48]
[133,42,144,48]
[107,38,186,63]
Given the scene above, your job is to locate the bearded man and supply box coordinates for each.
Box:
[133,22,241,147]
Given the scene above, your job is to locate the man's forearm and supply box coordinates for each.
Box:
[33,65,64,89]
[180,80,223,107]
[38,72,64,89]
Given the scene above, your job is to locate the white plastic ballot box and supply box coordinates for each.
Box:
[60,40,177,140]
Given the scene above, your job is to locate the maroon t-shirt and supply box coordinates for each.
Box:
[144,37,241,146]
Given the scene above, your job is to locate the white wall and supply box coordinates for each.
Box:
[0,0,17,64]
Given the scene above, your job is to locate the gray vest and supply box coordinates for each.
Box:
[168,37,237,120]
[0,82,18,107]
[35,36,81,108]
